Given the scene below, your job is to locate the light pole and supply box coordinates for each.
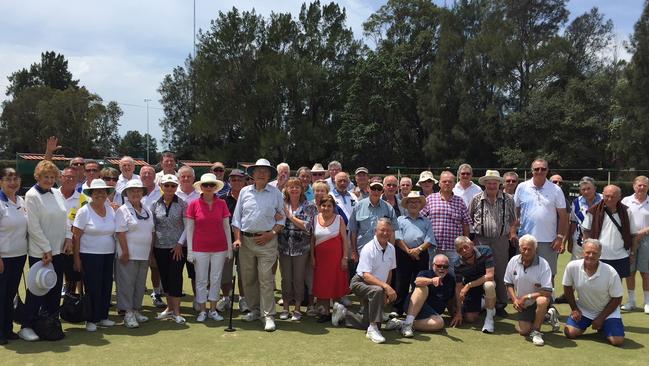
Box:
[144,98,151,163]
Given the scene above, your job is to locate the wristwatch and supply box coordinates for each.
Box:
[557,234,565,239]
[527,293,533,300]
[271,230,277,236]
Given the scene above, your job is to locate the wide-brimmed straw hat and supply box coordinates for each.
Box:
[193,173,225,192]
[246,158,277,180]
[27,260,57,296]
[82,179,115,196]
[478,170,503,185]
[400,191,427,208]
[416,171,438,186]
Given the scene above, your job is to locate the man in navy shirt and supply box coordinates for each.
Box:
[400,254,455,337]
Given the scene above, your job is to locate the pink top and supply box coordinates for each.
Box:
[186,195,230,252]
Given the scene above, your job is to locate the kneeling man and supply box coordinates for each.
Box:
[504,234,553,346]
[563,239,625,346]
[450,236,497,333]
[400,254,455,337]
[332,219,399,344]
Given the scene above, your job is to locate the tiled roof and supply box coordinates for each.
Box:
[180,160,213,167]
[104,157,149,166]
[17,153,70,161]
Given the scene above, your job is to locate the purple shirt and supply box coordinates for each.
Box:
[420,193,472,251]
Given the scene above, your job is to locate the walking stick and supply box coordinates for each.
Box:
[224,250,238,332]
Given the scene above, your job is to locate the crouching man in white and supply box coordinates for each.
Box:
[563,239,625,346]
[331,219,399,343]
[504,234,553,346]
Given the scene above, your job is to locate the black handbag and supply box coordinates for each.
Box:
[60,285,92,323]
[32,309,65,341]
[12,271,27,325]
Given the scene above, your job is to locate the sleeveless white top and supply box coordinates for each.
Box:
[314,214,341,246]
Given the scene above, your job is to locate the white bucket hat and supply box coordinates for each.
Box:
[27,260,58,296]
[246,158,277,180]
[82,179,115,196]
[193,173,225,192]
[478,170,503,185]
[416,171,438,186]
[121,179,148,197]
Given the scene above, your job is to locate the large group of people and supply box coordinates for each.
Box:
[0,138,647,348]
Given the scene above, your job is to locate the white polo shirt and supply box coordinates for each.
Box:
[621,194,649,233]
[0,194,28,257]
[582,211,634,260]
[514,179,566,242]
[562,259,623,320]
[453,182,483,209]
[176,188,201,205]
[116,173,141,195]
[59,188,81,240]
[356,236,396,283]
[504,254,553,307]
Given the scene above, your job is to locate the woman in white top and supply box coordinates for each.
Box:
[115,179,154,328]
[73,179,117,332]
[0,168,28,344]
[21,160,68,342]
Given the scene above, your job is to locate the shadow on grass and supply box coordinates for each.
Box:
[625,325,649,335]
[3,327,110,354]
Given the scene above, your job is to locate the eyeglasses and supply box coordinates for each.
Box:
[212,168,225,172]
[370,186,383,191]
[62,175,76,180]
[102,176,118,182]
[460,172,471,176]
[552,181,562,185]
[434,264,449,269]
[201,183,217,188]
[385,183,398,188]
[71,162,84,167]
[533,167,548,172]
[162,184,177,188]
[85,168,98,173]
[505,180,517,183]
[312,172,325,176]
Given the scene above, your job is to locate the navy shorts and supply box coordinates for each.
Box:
[601,257,630,279]
[462,285,484,313]
[405,293,446,320]
[566,314,625,338]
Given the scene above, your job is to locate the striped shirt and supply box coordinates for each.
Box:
[420,193,471,251]
[469,192,516,238]
[454,245,495,284]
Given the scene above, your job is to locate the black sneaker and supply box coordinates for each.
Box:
[495,307,508,318]
[316,314,332,323]
[554,294,567,304]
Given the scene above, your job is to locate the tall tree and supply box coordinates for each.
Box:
[6,51,79,97]
[117,130,158,160]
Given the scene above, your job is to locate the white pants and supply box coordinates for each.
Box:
[194,251,227,304]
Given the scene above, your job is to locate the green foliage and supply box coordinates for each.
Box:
[117,130,158,161]
[6,51,79,97]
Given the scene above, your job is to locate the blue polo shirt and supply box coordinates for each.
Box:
[349,197,398,251]
[396,215,436,249]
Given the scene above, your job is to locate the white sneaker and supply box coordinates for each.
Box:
[331,302,346,326]
[644,303,649,314]
[530,330,544,346]
[242,311,260,322]
[482,316,495,334]
[174,315,186,324]
[134,311,149,323]
[124,312,139,328]
[279,311,290,320]
[547,308,561,332]
[209,310,224,321]
[239,297,250,312]
[156,309,174,320]
[366,327,386,344]
[85,322,97,332]
[197,311,207,322]
[621,300,636,311]
[98,319,115,327]
[264,316,276,332]
[216,297,231,312]
[290,311,302,321]
[401,322,414,338]
[18,327,39,341]
[384,318,402,331]
[277,298,284,306]
[340,296,352,307]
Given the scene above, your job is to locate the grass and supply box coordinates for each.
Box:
[2,253,648,366]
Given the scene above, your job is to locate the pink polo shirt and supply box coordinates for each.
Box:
[186,195,230,252]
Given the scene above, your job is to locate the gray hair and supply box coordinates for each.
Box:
[140,165,155,174]
[519,234,538,249]
[582,238,602,252]
[400,176,412,184]
[376,217,393,228]
[503,171,518,179]
[178,165,195,176]
[457,163,473,176]
[579,176,596,187]
[454,235,472,249]
[432,254,449,264]
[328,160,342,170]
[119,156,135,165]
[277,162,290,172]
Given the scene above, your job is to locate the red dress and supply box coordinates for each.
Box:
[312,215,349,299]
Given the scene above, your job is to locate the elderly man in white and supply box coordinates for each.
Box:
[563,239,625,346]
[116,156,140,195]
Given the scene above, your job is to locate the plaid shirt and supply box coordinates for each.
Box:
[420,193,472,251]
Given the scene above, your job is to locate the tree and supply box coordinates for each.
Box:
[117,130,158,160]
[6,51,79,97]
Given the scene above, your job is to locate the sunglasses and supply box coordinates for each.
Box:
[85,168,98,173]
[460,172,471,176]
[505,180,517,183]
[201,183,217,188]
[102,176,118,182]
[370,186,383,191]
[212,168,225,172]
[552,181,562,185]
[385,183,398,188]
[533,167,548,172]
[162,183,177,188]
[71,162,85,167]
[312,172,325,175]
[434,264,449,269]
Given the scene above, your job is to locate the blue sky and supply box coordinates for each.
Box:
[0,0,645,150]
